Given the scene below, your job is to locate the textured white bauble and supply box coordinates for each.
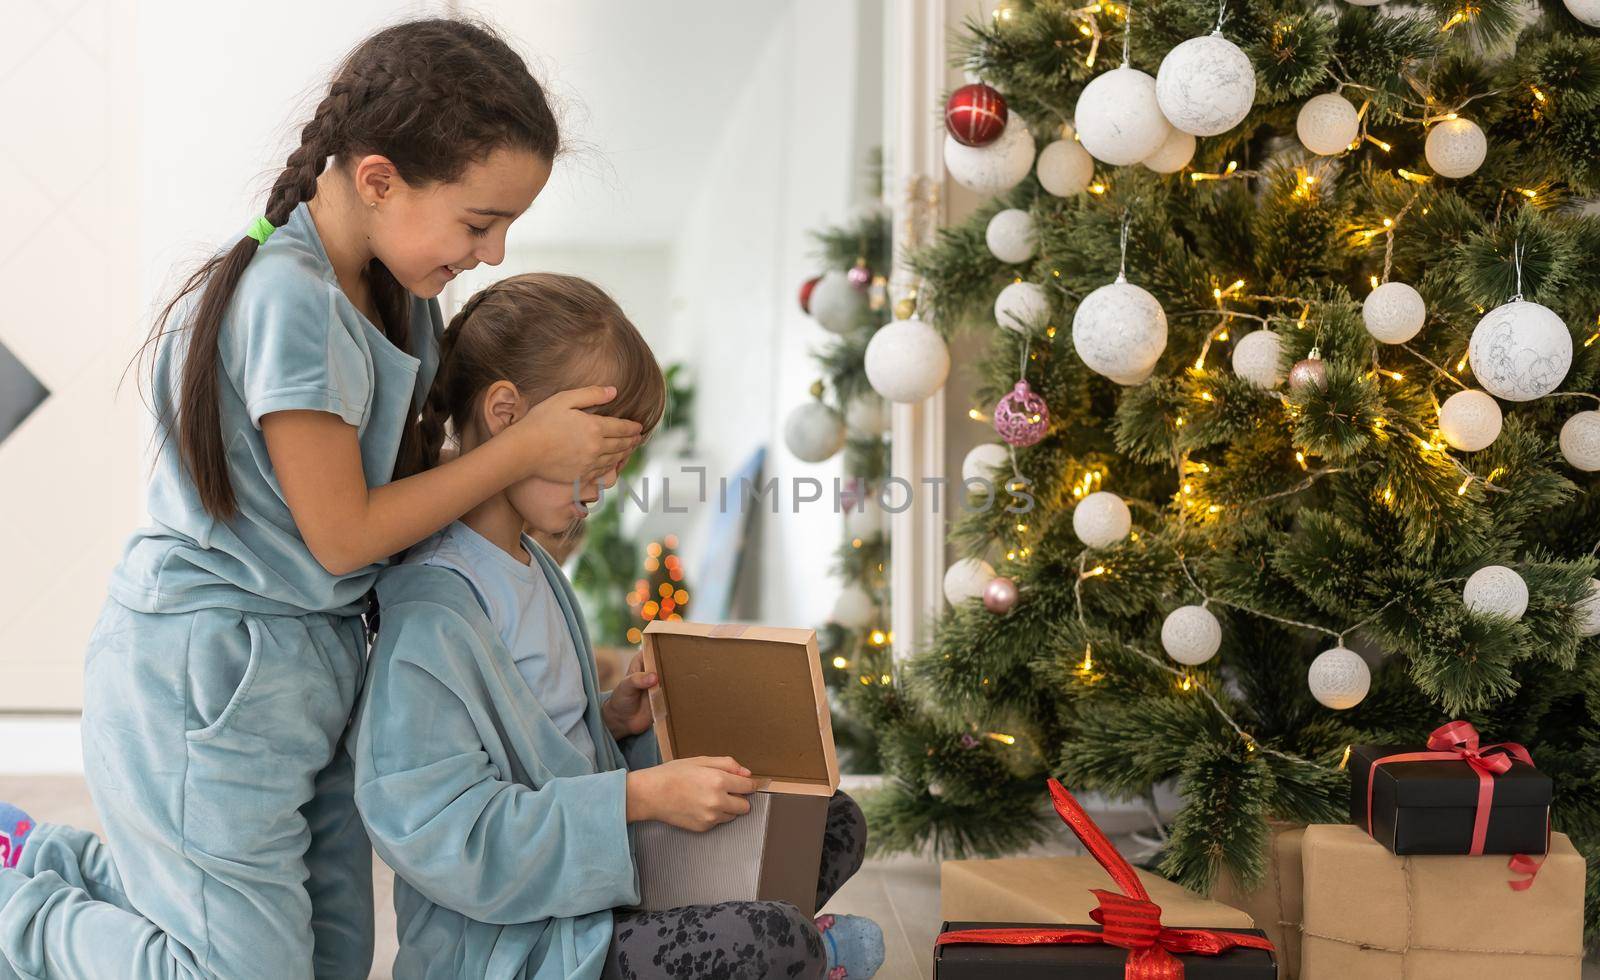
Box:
[844,496,883,541]
[1464,565,1529,621]
[945,112,1036,194]
[784,401,845,462]
[1231,330,1286,388]
[962,442,1011,485]
[831,583,876,629]
[986,209,1038,264]
[1308,647,1371,710]
[1576,579,1600,637]
[1564,0,1600,27]
[1108,361,1159,386]
[1037,138,1095,196]
[1296,93,1360,156]
[1425,118,1488,179]
[1438,389,1503,452]
[944,557,997,605]
[1560,411,1600,471]
[1073,491,1132,548]
[995,281,1053,334]
[865,317,951,403]
[1155,33,1256,137]
[846,396,889,437]
[1074,66,1174,166]
[1468,300,1572,402]
[1071,277,1168,379]
[1362,281,1427,344]
[1162,605,1223,665]
[810,270,866,335]
[1142,128,1197,174]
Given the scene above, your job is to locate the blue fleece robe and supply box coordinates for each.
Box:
[353,554,661,980]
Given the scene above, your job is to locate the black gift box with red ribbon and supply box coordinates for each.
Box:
[1349,721,1551,857]
[933,779,1276,979]
[934,921,1276,979]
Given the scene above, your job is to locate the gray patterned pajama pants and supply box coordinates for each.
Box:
[602,790,867,980]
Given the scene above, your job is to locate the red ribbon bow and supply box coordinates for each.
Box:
[1363,720,1545,889]
[934,779,1274,979]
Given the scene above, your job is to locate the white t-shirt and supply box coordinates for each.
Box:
[405,520,596,768]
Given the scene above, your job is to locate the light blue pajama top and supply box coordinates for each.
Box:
[108,201,445,616]
[354,556,661,980]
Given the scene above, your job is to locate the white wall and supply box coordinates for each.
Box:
[0,0,142,711]
[667,0,884,628]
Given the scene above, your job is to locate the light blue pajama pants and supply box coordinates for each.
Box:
[0,598,373,979]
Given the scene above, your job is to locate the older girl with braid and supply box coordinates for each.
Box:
[0,20,640,980]
[351,273,882,980]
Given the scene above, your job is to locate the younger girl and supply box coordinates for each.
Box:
[354,273,884,980]
[0,19,640,980]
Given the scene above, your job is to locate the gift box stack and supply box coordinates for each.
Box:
[1214,721,1586,979]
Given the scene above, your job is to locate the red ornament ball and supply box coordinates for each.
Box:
[798,274,822,314]
[945,83,1009,147]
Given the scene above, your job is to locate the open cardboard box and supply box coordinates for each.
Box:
[627,620,840,915]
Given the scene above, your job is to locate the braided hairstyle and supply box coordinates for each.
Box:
[413,273,667,478]
[143,18,558,520]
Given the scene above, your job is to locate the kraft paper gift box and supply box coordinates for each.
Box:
[1210,823,1306,980]
[1299,823,1585,980]
[934,779,1275,978]
[627,620,839,917]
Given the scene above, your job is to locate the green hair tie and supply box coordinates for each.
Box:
[246,216,277,245]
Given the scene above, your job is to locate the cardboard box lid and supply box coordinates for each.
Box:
[641,619,838,796]
[941,856,1255,930]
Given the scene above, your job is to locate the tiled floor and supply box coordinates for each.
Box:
[6,774,1598,979]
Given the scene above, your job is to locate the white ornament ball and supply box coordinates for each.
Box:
[1564,0,1600,27]
[810,270,866,335]
[784,401,845,463]
[844,495,883,541]
[831,583,876,629]
[1308,647,1371,710]
[1464,565,1529,621]
[945,112,1036,194]
[1074,66,1174,166]
[1468,300,1572,402]
[962,442,1010,485]
[865,317,951,403]
[1155,33,1257,137]
[1073,491,1131,549]
[1576,579,1600,637]
[995,281,1053,334]
[1037,138,1095,196]
[1142,129,1197,174]
[1071,277,1168,379]
[1231,330,1286,388]
[1296,93,1360,156]
[1425,118,1488,179]
[1108,361,1159,386]
[944,557,997,606]
[986,209,1038,264]
[1560,412,1600,471]
[1438,389,1503,452]
[1162,605,1222,665]
[846,396,889,437]
[1362,281,1426,344]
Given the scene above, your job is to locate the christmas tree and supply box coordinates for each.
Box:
[852,0,1600,937]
